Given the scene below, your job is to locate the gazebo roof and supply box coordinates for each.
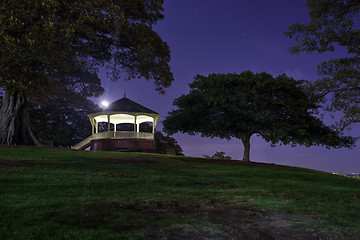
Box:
[104,97,159,115]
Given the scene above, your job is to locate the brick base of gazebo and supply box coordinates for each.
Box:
[90,138,156,153]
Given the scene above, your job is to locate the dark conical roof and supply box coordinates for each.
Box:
[104,97,159,114]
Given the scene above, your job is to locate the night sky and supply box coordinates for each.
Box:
[96,0,360,173]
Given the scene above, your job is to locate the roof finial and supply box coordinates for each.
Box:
[124,93,126,98]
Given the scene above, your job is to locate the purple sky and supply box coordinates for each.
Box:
[96,0,359,173]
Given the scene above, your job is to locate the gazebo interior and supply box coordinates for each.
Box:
[89,113,158,140]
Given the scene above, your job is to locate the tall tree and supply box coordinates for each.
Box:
[0,0,173,145]
[285,0,360,131]
[163,71,354,162]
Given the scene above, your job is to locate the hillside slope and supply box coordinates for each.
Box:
[0,146,360,240]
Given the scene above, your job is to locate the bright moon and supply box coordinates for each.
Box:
[101,101,109,107]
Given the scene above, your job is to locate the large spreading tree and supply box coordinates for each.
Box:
[163,71,354,162]
[0,0,173,145]
[285,0,360,131]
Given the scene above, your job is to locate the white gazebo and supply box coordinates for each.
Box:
[72,96,160,152]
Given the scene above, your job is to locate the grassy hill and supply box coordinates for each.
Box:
[0,146,359,239]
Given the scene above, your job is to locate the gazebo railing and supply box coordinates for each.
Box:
[72,131,154,150]
[92,131,154,140]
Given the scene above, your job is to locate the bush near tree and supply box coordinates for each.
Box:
[155,131,184,156]
[203,151,232,160]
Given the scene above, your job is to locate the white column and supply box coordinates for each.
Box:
[107,114,110,138]
[134,115,137,138]
[152,118,155,134]
[95,120,98,134]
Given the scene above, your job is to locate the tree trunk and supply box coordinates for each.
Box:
[239,133,252,162]
[0,91,40,145]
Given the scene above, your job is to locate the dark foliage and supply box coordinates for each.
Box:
[30,94,100,148]
[203,151,232,160]
[164,71,355,161]
[0,0,173,145]
[285,0,360,131]
[155,131,184,155]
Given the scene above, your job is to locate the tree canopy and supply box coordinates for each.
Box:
[163,71,355,162]
[0,0,173,145]
[285,0,360,131]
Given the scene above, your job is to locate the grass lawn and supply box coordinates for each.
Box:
[0,146,359,239]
